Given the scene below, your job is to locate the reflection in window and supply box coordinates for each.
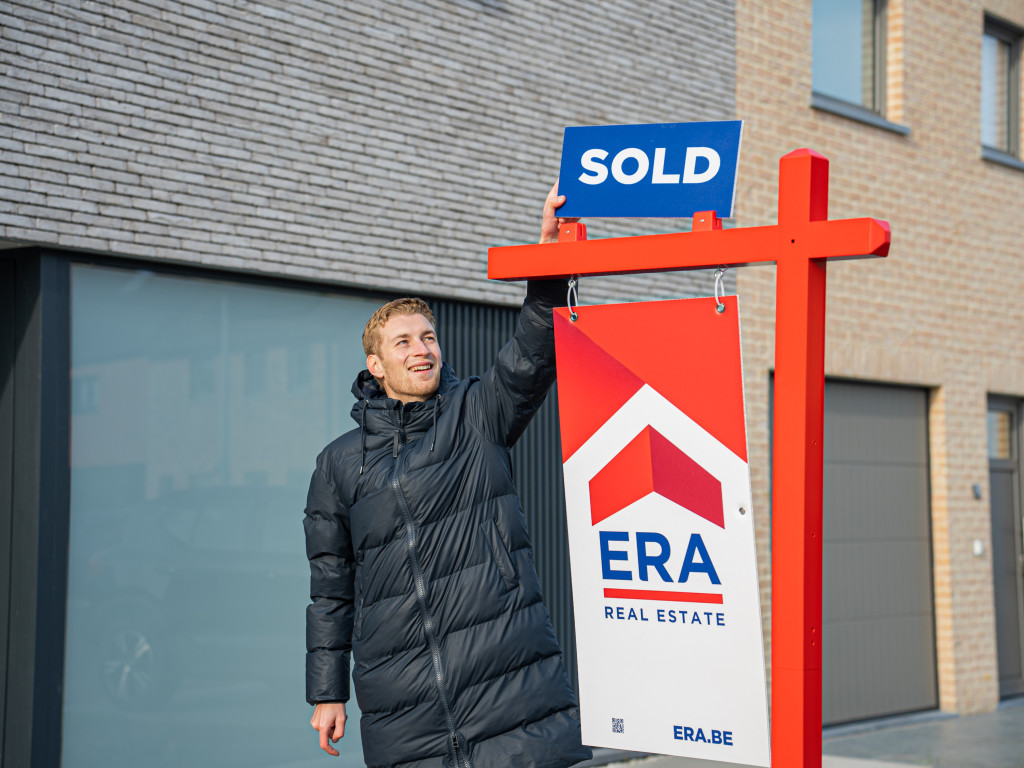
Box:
[71,375,98,415]
[189,355,217,399]
[64,264,380,767]
[288,344,312,395]
[813,0,887,113]
[988,409,1014,460]
[981,17,1022,157]
[245,348,269,396]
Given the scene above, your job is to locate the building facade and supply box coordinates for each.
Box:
[1,2,735,767]
[5,0,1024,766]
[736,0,1024,722]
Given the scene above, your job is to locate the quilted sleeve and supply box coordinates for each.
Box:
[472,278,567,447]
[303,451,355,704]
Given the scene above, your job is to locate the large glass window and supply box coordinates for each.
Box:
[63,264,381,767]
[981,16,1022,158]
[812,0,887,113]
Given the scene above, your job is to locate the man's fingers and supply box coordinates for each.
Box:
[542,182,561,209]
[540,181,578,244]
[319,723,340,756]
[333,713,347,741]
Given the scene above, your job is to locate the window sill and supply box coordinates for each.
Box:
[811,92,911,136]
[982,145,1024,171]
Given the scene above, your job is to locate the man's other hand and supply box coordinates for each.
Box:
[539,181,581,244]
[311,701,347,756]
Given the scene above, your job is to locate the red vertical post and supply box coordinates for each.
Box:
[771,149,829,767]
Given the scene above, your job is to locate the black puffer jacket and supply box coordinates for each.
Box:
[304,281,590,768]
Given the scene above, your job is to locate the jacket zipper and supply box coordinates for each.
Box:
[392,405,404,457]
[452,733,470,768]
[391,414,471,768]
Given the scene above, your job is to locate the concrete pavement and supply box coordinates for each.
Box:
[596,697,1024,768]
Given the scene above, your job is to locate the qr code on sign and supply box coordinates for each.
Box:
[612,718,624,734]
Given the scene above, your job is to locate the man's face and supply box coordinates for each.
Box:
[366,313,442,403]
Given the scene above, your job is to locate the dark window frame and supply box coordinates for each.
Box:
[870,0,888,115]
[982,15,1023,164]
[1,249,72,768]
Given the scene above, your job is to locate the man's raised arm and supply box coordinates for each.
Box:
[471,182,579,447]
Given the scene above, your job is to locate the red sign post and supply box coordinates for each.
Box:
[488,149,890,767]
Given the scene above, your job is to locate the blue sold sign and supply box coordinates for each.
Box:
[556,121,743,219]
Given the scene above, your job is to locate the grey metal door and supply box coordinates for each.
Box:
[988,399,1024,698]
[821,380,937,725]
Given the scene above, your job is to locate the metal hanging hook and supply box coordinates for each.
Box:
[567,276,580,322]
[714,267,728,313]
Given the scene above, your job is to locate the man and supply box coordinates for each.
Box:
[304,185,591,768]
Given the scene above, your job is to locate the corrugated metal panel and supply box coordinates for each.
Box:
[821,380,938,724]
[433,298,578,690]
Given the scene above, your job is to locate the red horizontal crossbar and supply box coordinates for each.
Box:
[487,217,889,281]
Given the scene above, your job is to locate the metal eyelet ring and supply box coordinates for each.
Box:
[567,276,580,322]
[714,267,728,313]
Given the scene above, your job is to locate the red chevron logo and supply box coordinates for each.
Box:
[589,425,724,528]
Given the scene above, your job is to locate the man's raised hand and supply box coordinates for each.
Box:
[539,181,580,244]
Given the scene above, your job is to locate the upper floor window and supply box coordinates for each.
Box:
[981,16,1022,158]
[813,0,888,114]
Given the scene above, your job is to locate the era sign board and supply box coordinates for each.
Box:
[555,296,770,766]
[556,121,742,219]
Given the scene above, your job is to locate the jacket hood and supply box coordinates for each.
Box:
[348,363,461,473]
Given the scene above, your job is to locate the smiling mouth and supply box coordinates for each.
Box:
[410,363,433,372]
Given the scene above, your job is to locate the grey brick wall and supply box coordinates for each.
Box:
[2,0,736,304]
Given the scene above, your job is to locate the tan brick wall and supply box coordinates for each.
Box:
[736,0,1024,715]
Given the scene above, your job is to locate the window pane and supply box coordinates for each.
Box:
[988,410,1014,460]
[813,0,877,107]
[63,264,380,767]
[981,32,1010,150]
